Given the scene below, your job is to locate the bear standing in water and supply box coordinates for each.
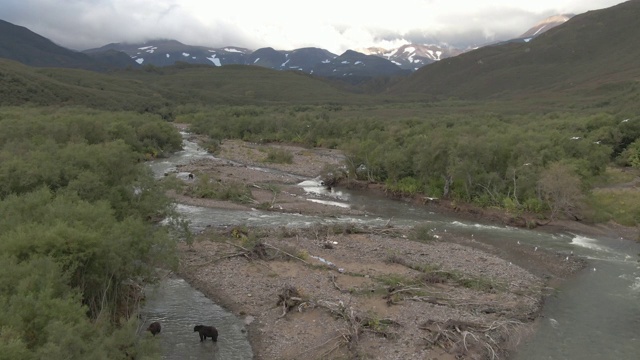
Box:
[194,325,218,342]
[147,322,161,336]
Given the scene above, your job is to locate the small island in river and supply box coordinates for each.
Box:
[167,131,631,360]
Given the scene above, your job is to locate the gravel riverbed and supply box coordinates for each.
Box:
[167,133,598,360]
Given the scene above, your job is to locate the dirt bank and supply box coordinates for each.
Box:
[166,131,630,360]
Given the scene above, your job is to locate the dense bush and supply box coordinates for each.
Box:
[0,107,180,358]
[263,148,294,164]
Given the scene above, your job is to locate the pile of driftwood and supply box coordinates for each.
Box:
[420,318,524,360]
[275,284,401,358]
[210,239,309,263]
[276,285,307,318]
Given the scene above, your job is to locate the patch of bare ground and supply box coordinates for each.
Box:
[167,128,622,359]
[178,224,577,360]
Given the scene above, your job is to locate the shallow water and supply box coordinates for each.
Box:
[513,233,640,360]
[140,277,253,360]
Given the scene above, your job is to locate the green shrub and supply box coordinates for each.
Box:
[187,174,253,203]
[263,148,294,164]
[202,139,222,154]
[376,274,419,287]
[523,198,547,213]
[587,190,640,226]
[396,176,422,195]
[409,224,435,243]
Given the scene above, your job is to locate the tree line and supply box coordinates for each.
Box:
[179,105,640,222]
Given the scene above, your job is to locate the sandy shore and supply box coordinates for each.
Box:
[165,132,629,360]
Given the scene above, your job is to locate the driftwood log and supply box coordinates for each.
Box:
[276,285,305,318]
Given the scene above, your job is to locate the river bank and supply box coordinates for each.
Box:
[167,132,633,359]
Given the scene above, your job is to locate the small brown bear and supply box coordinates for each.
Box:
[194,325,218,342]
[147,321,161,336]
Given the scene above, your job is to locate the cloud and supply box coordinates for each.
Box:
[0,0,627,53]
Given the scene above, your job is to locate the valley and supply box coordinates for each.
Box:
[0,1,639,359]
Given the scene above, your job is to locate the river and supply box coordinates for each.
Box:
[147,133,640,359]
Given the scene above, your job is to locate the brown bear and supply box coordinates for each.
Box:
[147,321,161,336]
[194,325,218,342]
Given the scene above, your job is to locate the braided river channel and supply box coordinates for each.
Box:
[145,133,640,359]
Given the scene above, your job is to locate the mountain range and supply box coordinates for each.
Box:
[1,14,571,83]
[0,0,637,112]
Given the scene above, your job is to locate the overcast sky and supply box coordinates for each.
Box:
[2,0,627,53]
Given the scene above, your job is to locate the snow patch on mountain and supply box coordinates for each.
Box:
[206,55,221,66]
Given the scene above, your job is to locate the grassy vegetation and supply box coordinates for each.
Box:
[588,190,640,226]
[383,254,500,292]
[181,173,254,203]
[263,148,294,164]
[409,224,436,243]
[376,273,420,288]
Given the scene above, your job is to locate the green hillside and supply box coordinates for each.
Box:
[0,59,166,110]
[114,63,370,105]
[3,1,640,112]
[388,0,640,111]
[0,19,113,71]
[0,60,377,115]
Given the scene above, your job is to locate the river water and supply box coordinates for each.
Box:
[147,133,640,359]
[141,277,253,360]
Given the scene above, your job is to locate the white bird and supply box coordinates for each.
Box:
[534,246,538,252]
[517,241,521,245]
[593,268,597,271]
[565,256,569,261]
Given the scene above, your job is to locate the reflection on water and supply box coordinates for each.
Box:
[141,277,253,360]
